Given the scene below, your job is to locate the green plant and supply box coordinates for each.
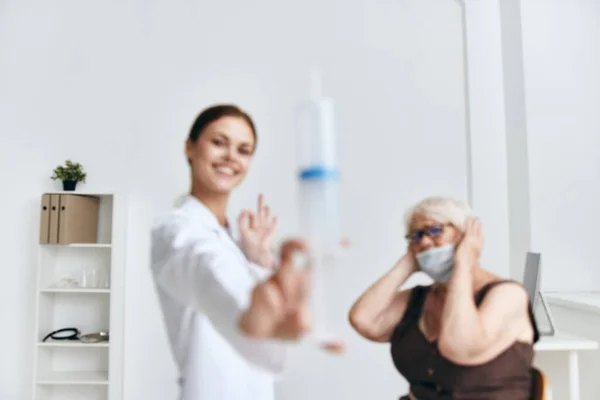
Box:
[51,160,87,183]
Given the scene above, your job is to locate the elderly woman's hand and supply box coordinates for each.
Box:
[397,251,419,275]
[454,218,483,270]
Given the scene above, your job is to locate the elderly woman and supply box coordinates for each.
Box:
[349,196,539,400]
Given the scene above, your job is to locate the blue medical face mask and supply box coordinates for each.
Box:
[416,244,455,283]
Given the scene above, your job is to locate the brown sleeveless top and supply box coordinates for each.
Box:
[390,281,540,400]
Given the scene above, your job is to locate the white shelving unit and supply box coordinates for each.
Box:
[32,192,126,400]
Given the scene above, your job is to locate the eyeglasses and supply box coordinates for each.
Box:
[405,224,446,245]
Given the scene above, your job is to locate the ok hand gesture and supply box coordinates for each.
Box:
[238,194,278,268]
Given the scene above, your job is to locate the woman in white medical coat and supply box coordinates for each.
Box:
[151,104,312,400]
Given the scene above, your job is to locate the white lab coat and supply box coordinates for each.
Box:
[150,194,287,400]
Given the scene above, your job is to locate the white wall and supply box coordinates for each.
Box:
[500,0,533,282]
[521,0,600,292]
[1,1,475,399]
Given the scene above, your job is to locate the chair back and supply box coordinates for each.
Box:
[531,367,549,400]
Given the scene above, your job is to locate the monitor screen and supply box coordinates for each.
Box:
[522,252,541,303]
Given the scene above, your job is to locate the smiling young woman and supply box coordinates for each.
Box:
[186,105,257,214]
[150,104,315,400]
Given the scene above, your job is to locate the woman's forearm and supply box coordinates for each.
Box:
[349,257,414,327]
[439,263,485,357]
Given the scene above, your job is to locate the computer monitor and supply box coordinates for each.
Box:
[522,252,556,336]
[523,252,541,303]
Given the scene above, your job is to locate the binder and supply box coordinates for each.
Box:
[39,193,100,245]
[39,194,51,244]
[57,194,99,245]
[49,194,60,244]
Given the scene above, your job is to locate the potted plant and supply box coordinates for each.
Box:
[51,160,87,191]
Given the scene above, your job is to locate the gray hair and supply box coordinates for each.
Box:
[404,196,472,233]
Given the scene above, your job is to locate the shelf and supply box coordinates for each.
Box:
[67,243,111,248]
[41,243,112,248]
[38,341,109,348]
[33,191,123,399]
[43,191,115,197]
[34,385,108,400]
[40,288,110,294]
[36,371,109,385]
[38,246,112,289]
[36,294,111,341]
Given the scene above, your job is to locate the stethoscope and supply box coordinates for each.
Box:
[42,327,109,343]
[42,327,80,342]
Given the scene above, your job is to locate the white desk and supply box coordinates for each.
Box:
[547,293,600,316]
[534,331,598,400]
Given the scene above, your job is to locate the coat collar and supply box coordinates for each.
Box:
[175,193,243,251]
[175,194,227,232]
[174,193,271,281]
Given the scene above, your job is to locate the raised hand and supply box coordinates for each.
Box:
[238,239,311,340]
[238,194,278,268]
[239,239,345,353]
[454,218,484,270]
[401,251,419,274]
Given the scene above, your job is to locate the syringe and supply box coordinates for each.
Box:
[295,68,343,350]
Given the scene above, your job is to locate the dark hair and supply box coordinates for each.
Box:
[188,104,257,145]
